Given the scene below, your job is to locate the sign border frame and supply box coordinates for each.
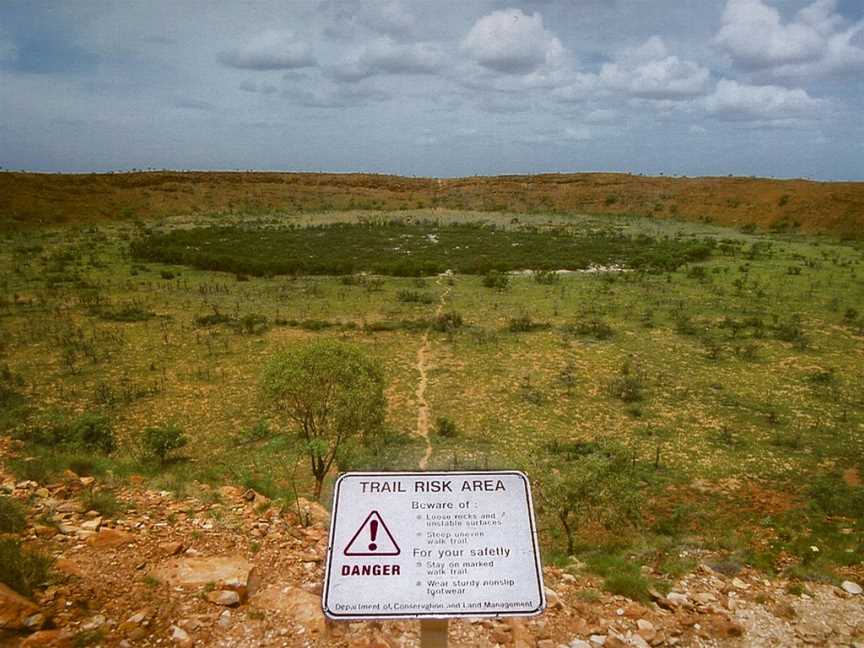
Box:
[321,470,546,620]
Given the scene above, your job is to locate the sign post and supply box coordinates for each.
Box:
[322,471,545,644]
[420,619,448,648]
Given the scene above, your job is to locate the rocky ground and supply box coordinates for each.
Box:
[2,464,864,648]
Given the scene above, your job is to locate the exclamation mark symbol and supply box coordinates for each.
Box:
[368,519,379,551]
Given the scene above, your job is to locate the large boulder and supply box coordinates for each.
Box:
[0,583,40,631]
[152,556,254,592]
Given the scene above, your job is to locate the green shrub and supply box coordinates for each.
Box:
[234,313,268,335]
[508,316,549,333]
[24,412,115,454]
[809,474,864,519]
[433,312,463,333]
[482,270,510,290]
[0,366,27,433]
[557,363,576,390]
[603,571,651,602]
[674,315,698,336]
[396,290,434,304]
[810,363,838,383]
[575,589,601,603]
[773,315,809,349]
[608,375,643,403]
[435,417,458,438]
[365,318,429,333]
[687,265,708,280]
[533,270,559,285]
[238,419,272,444]
[770,429,803,450]
[301,318,338,331]
[81,490,123,517]
[583,553,651,601]
[194,310,232,327]
[0,363,24,405]
[0,538,53,597]
[71,413,116,454]
[142,424,188,464]
[566,318,614,340]
[6,455,56,483]
[0,496,26,533]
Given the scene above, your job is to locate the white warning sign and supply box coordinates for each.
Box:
[322,471,545,620]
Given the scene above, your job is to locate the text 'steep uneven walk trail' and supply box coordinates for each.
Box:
[415,276,451,470]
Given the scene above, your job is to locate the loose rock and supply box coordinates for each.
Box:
[171,625,190,643]
[87,527,135,549]
[153,556,253,590]
[843,581,863,595]
[252,584,326,634]
[206,589,241,607]
[0,583,40,631]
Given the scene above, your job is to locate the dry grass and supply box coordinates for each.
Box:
[1,171,862,237]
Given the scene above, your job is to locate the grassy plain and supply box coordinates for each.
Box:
[2,207,863,595]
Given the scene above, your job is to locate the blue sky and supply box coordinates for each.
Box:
[0,0,862,179]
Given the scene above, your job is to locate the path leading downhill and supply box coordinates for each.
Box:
[415,276,451,470]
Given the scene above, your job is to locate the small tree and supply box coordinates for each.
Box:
[142,423,187,464]
[533,441,643,555]
[261,340,386,500]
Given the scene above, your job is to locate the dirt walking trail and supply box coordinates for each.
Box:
[415,276,451,470]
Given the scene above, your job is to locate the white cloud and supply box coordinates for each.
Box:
[552,73,601,102]
[359,0,417,40]
[715,0,864,79]
[320,0,418,42]
[329,38,446,82]
[462,9,564,75]
[704,79,827,121]
[220,30,316,70]
[599,36,710,99]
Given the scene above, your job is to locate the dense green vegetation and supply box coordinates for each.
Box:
[130,221,713,276]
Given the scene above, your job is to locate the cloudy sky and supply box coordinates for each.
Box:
[1,0,862,179]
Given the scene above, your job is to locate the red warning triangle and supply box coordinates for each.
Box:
[343,510,400,556]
